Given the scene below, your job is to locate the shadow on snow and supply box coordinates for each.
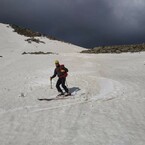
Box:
[38,87,81,102]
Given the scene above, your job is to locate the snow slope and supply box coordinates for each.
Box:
[0,23,145,145]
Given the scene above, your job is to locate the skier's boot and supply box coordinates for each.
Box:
[65,92,71,96]
[57,92,64,96]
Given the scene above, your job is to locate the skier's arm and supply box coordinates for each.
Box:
[50,69,57,79]
[65,67,68,72]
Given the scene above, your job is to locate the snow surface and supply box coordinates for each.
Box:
[0,23,145,145]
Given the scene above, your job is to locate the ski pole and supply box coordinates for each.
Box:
[50,79,53,89]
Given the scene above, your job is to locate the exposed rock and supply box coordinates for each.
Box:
[25,37,45,44]
[10,24,58,40]
[81,43,145,54]
[22,51,56,55]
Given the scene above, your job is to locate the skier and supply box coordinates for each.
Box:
[50,60,70,96]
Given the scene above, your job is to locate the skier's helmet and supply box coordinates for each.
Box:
[55,60,59,64]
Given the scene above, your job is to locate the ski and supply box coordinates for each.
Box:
[56,93,71,97]
[38,93,71,102]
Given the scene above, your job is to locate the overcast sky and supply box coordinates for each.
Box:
[0,0,145,48]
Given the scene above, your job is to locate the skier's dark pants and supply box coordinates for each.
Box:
[56,77,68,93]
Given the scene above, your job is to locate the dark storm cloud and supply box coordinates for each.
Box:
[0,0,145,48]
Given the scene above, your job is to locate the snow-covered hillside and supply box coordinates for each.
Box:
[0,23,145,145]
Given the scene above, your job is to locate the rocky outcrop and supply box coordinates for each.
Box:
[25,38,45,44]
[22,51,56,55]
[81,43,145,54]
[10,24,57,40]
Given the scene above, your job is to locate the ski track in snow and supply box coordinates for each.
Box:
[31,78,123,113]
[0,76,123,115]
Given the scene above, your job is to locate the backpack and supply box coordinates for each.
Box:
[57,64,68,78]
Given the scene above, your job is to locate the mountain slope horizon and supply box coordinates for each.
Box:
[0,22,145,145]
[1,22,145,50]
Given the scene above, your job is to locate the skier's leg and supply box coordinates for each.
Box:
[61,78,69,93]
[56,78,63,93]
